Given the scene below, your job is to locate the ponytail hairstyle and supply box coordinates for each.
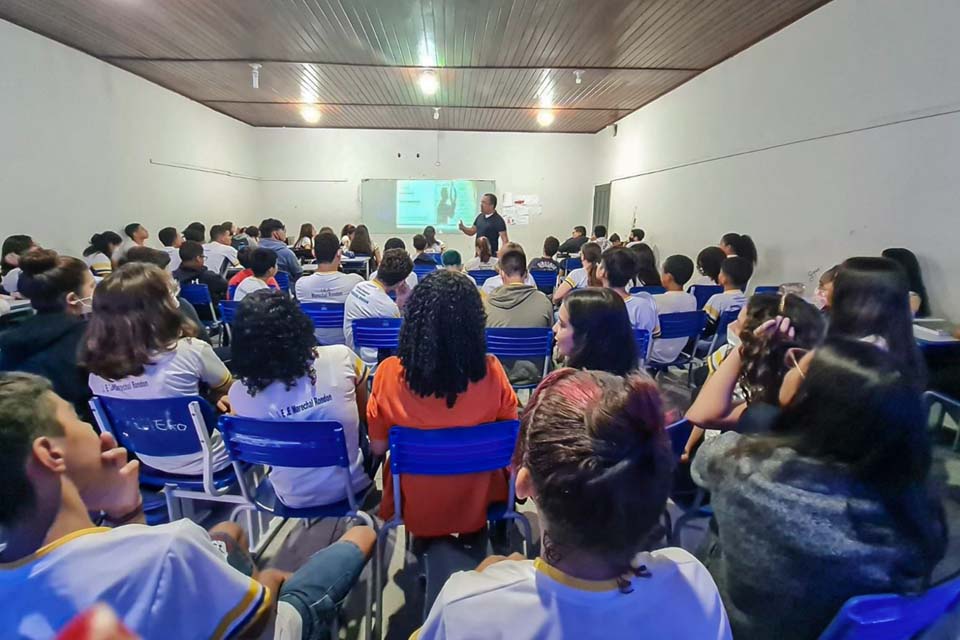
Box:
[476,236,492,263]
[516,369,673,576]
[83,231,123,258]
[721,233,758,266]
[423,225,438,247]
[580,241,602,287]
[18,250,89,312]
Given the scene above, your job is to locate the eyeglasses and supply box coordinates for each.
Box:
[784,347,809,379]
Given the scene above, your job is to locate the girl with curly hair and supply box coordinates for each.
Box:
[367,269,518,537]
[227,290,373,508]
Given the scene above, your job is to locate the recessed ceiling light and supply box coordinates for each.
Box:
[300,105,321,124]
[419,69,439,96]
[536,109,555,127]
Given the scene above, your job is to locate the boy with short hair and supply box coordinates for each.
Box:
[158,226,182,271]
[592,225,611,252]
[481,243,537,294]
[233,248,278,301]
[371,238,418,290]
[173,240,228,303]
[295,231,364,344]
[344,248,413,365]
[651,255,698,364]
[528,236,561,272]
[412,234,438,267]
[703,257,752,333]
[204,224,240,275]
[598,247,658,338]
[258,218,302,280]
[557,226,588,254]
[627,228,645,247]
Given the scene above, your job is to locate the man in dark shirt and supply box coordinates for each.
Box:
[172,241,229,304]
[557,226,589,254]
[458,192,508,254]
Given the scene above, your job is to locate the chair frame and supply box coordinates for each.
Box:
[687,284,723,310]
[634,328,652,368]
[467,269,498,287]
[700,306,743,358]
[484,327,553,390]
[924,390,960,450]
[529,269,559,295]
[180,282,224,343]
[647,310,708,385]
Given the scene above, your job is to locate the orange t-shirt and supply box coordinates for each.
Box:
[367,354,519,537]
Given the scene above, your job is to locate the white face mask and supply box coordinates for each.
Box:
[72,295,93,315]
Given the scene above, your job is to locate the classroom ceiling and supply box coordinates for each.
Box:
[0,0,831,133]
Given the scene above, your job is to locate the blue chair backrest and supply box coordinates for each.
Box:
[180,283,213,306]
[665,419,693,459]
[219,300,241,324]
[630,285,666,295]
[91,395,216,458]
[414,265,438,282]
[564,257,582,271]
[228,284,238,300]
[486,327,552,358]
[352,317,402,350]
[715,307,742,338]
[300,302,345,329]
[430,253,443,265]
[218,416,351,468]
[755,285,779,295]
[688,284,722,309]
[658,310,707,341]
[467,270,498,286]
[388,420,520,476]
[529,269,558,294]
[819,574,960,640]
[634,328,651,360]
[274,271,291,292]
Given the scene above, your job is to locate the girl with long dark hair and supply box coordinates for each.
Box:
[82,231,123,278]
[552,241,602,303]
[554,288,637,376]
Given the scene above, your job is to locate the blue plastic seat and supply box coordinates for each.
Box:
[563,257,582,271]
[662,419,712,544]
[413,264,438,282]
[485,327,553,390]
[529,269,558,295]
[630,285,666,295]
[688,284,723,309]
[698,306,743,357]
[300,301,345,330]
[467,269,498,286]
[228,284,238,300]
[754,285,779,294]
[924,390,960,450]
[647,311,708,385]
[274,270,291,292]
[180,283,223,338]
[634,328,652,366]
[352,317,402,351]
[430,253,443,265]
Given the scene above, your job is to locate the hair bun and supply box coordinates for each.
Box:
[19,248,58,276]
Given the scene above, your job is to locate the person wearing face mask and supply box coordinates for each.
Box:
[0,249,95,416]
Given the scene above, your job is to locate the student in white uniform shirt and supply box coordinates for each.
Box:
[81,231,122,279]
[591,224,612,252]
[598,246,659,340]
[232,248,277,301]
[552,241,602,304]
[228,290,374,507]
[157,226,183,271]
[463,236,499,272]
[295,230,365,344]
[370,237,418,291]
[203,224,240,276]
[416,369,732,640]
[704,257,753,335]
[114,223,149,264]
[651,254,699,364]
[478,242,535,294]
[0,372,378,640]
[344,248,414,365]
[81,263,233,476]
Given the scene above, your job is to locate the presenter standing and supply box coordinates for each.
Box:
[458,193,508,254]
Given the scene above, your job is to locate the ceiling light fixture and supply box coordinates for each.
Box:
[300,105,321,124]
[536,109,555,127]
[419,69,439,96]
[433,107,440,120]
[574,70,583,85]
[250,63,262,89]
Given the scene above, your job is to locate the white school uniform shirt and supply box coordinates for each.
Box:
[295,270,365,345]
[562,267,591,290]
[343,280,401,365]
[623,292,659,336]
[161,246,181,271]
[0,520,270,640]
[233,275,269,301]
[370,269,418,292]
[463,257,498,272]
[228,345,371,507]
[425,240,445,254]
[1,267,22,294]
[203,242,239,274]
[416,548,731,640]
[704,289,747,321]
[480,272,536,295]
[651,290,698,363]
[594,237,612,252]
[88,337,232,475]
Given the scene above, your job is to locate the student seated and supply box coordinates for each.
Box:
[479,243,537,294]
[692,338,946,639]
[650,255,698,364]
[0,372,377,639]
[343,248,413,366]
[81,232,121,279]
[259,218,303,279]
[554,288,637,376]
[81,263,233,475]
[116,223,149,264]
[233,248,278,301]
[463,236,498,272]
[609,232,623,247]
[0,249,94,414]
[552,241,601,303]
[367,270,518,538]
[629,242,662,287]
[348,224,380,272]
[882,247,929,317]
[528,235,561,272]
[228,290,373,507]
[626,227,645,247]
[2,234,37,296]
[719,232,758,266]
[694,246,727,286]
[484,247,554,386]
[294,230,364,344]
[292,223,316,256]
[203,224,240,275]
[703,257,752,334]
[173,240,229,304]
[370,238,418,291]
[418,369,732,639]
[157,226,183,271]
[591,224,611,251]
[228,246,280,299]
[423,225,445,254]
[412,234,439,267]
[598,246,658,336]
[440,250,477,285]
[182,222,205,243]
[815,264,839,311]
[557,225,588,254]
[232,224,258,251]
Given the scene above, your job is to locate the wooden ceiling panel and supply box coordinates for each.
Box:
[0,0,832,132]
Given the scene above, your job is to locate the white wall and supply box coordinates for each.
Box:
[595,0,960,319]
[255,128,596,258]
[0,20,258,258]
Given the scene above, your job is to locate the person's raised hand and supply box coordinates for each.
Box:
[754,315,795,342]
[89,432,141,520]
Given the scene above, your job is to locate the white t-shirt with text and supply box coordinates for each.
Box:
[463,257,498,272]
[343,280,401,365]
[295,270,365,345]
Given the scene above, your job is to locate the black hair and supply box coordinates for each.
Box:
[83,232,122,258]
[18,250,89,312]
[499,248,527,277]
[442,250,462,267]
[376,249,413,287]
[384,237,405,251]
[349,224,375,257]
[117,246,171,269]
[398,270,488,408]
[630,243,661,287]
[2,235,34,274]
[313,231,341,263]
[721,256,753,290]
[564,288,637,376]
[178,240,204,263]
[600,247,637,288]
[413,234,427,252]
[245,225,260,238]
[123,223,143,240]
[186,222,205,233]
[882,248,930,317]
[340,224,356,239]
[662,254,694,286]
[579,242,603,287]
[697,246,726,284]
[483,193,498,208]
[248,248,277,277]
[423,226,438,246]
[209,224,227,241]
[230,290,317,395]
[183,227,205,243]
[721,233,758,265]
[237,246,252,269]
[594,225,607,238]
[543,236,560,257]
[158,227,179,247]
[609,233,621,244]
[630,228,645,242]
[574,226,587,236]
[259,218,285,238]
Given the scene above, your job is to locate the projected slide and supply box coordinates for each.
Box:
[396,180,480,231]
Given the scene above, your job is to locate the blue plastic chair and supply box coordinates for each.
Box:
[662,418,712,544]
[352,317,402,351]
[699,306,743,357]
[413,264,438,282]
[89,396,259,539]
[467,269,498,287]
[630,285,666,295]
[634,328,652,366]
[688,284,722,309]
[217,415,378,638]
[218,300,240,343]
[179,283,223,338]
[430,253,443,265]
[819,574,960,639]
[228,284,238,300]
[924,390,960,450]
[647,311,708,385]
[563,257,582,271]
[485,327,553,390]
[529,269,558,295]
[375,420,532,639]
[274,270,291,292]
[300,301,346,333]
[754,285,779,294]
